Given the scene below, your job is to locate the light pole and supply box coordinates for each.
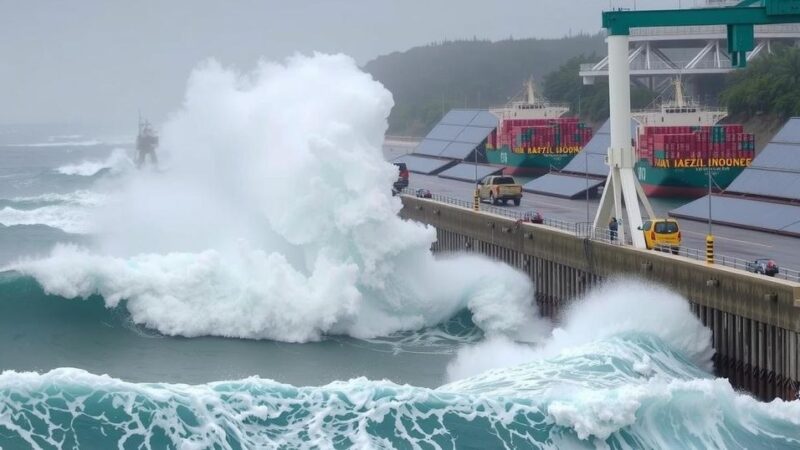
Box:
[473,144,480,211]
[706,160,714,264]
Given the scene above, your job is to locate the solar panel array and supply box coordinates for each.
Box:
[414,109,498,160]
[392,154,456,175]
[671,195,800,235]
[560,118,638,177]
[522,174,605,199]
[561,118,609,176]
[438,163,503,183]
[726,117,800,201]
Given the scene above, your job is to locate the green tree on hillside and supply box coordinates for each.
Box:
[722,46,800,119]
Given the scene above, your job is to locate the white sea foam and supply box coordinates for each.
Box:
[446,279,714,381]
[0,207,94,234]
[55,148,134,176]
[7,139,103,147]
[0,190,106,233]
[13,54,545,343]
[1,366,798,449]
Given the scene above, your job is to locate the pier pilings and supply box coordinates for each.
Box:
[402,196,800,400]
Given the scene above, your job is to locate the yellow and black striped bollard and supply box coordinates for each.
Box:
[706,234,714,264]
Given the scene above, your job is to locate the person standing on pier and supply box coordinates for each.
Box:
[609,217,618,242]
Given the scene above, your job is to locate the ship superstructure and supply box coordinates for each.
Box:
[634,79,754,196]
[485,79,592,176]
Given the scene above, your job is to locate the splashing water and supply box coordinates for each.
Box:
[446,279,715,382]
[11,54,545,343]
[55,147,134,176]
[0,190,107,233]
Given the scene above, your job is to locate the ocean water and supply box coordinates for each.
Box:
[1,55,799,449]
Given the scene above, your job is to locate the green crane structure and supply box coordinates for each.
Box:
[593,0,800,248]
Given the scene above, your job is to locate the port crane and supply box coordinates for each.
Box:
[594,0,800,248]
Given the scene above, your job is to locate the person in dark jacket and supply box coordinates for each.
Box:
[609,217,618,241]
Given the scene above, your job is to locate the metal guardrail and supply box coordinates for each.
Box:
[401,188,800,283]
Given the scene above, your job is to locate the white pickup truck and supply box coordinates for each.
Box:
[478,175,523,206]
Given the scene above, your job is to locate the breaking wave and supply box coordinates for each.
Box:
[5,139,103,148]
[9,54,546,344]
[2,335,798,449]
[0,190,105,233]
[55,148,134,176]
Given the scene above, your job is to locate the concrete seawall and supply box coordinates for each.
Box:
[400,195,800,400]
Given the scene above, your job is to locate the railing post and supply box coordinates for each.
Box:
[473,188,480,212]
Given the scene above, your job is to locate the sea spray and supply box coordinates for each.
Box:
[55,147,133,176]
[446,279,714,381]
[2,342,799,449]
[12,54,544,343]
[0,190,107,234]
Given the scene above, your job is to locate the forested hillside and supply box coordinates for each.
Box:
[364,34,606,136]
[722,46,800,120]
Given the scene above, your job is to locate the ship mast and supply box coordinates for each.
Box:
[526,77,536,104]
[673,78,686,108]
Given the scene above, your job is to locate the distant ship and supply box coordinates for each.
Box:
[633,80,754,197]
[136,118,159,169]
[485,79,593,176]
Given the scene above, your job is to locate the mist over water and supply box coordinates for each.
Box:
[12,54,542,343]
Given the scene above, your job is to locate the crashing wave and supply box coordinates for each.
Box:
[11,54,547,343]
[55,148,134,176]
[0,190,105,233]
[2,331,798,449]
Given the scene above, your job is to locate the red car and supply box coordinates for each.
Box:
[524,211,543,224]
[415,188,432,198]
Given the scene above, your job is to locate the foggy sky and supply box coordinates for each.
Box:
[1,0,680,128]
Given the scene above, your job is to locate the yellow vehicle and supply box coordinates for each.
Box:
[478,176,523,206]
[640,219,682,254]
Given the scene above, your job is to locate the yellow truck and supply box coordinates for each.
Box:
[478,175,523,206]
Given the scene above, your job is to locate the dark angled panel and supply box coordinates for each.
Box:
[440,110,479,126]
[438,163,503,182]
[426,124,465,141]
[392,154,455,175]
[439,142,479,159]
[670,195,800,234]
[591,118,636,136]
[750,143,800,171]
[782,220,800,234]
[522,174,605,199]
[468,111,499,128]
[725,169,767,194]
[415,139,449,157]
[563,152,609,177]
[454,126,495,145]
[583,133,611,155]
[727,169,800,200]
[771,117,800,144]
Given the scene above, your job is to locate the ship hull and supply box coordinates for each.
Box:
[485,146,578,176]
[635,160,745,198]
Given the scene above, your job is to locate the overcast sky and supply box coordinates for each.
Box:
[1,0,682,128]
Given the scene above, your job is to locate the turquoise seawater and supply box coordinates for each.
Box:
[1,126,799,449]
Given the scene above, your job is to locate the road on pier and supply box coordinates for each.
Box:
[384,142,800,271]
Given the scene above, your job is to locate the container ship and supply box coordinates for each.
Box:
[485,80,593,176]
[633,80,755,197]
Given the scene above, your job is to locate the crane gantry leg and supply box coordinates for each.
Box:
[593,34,652,248]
